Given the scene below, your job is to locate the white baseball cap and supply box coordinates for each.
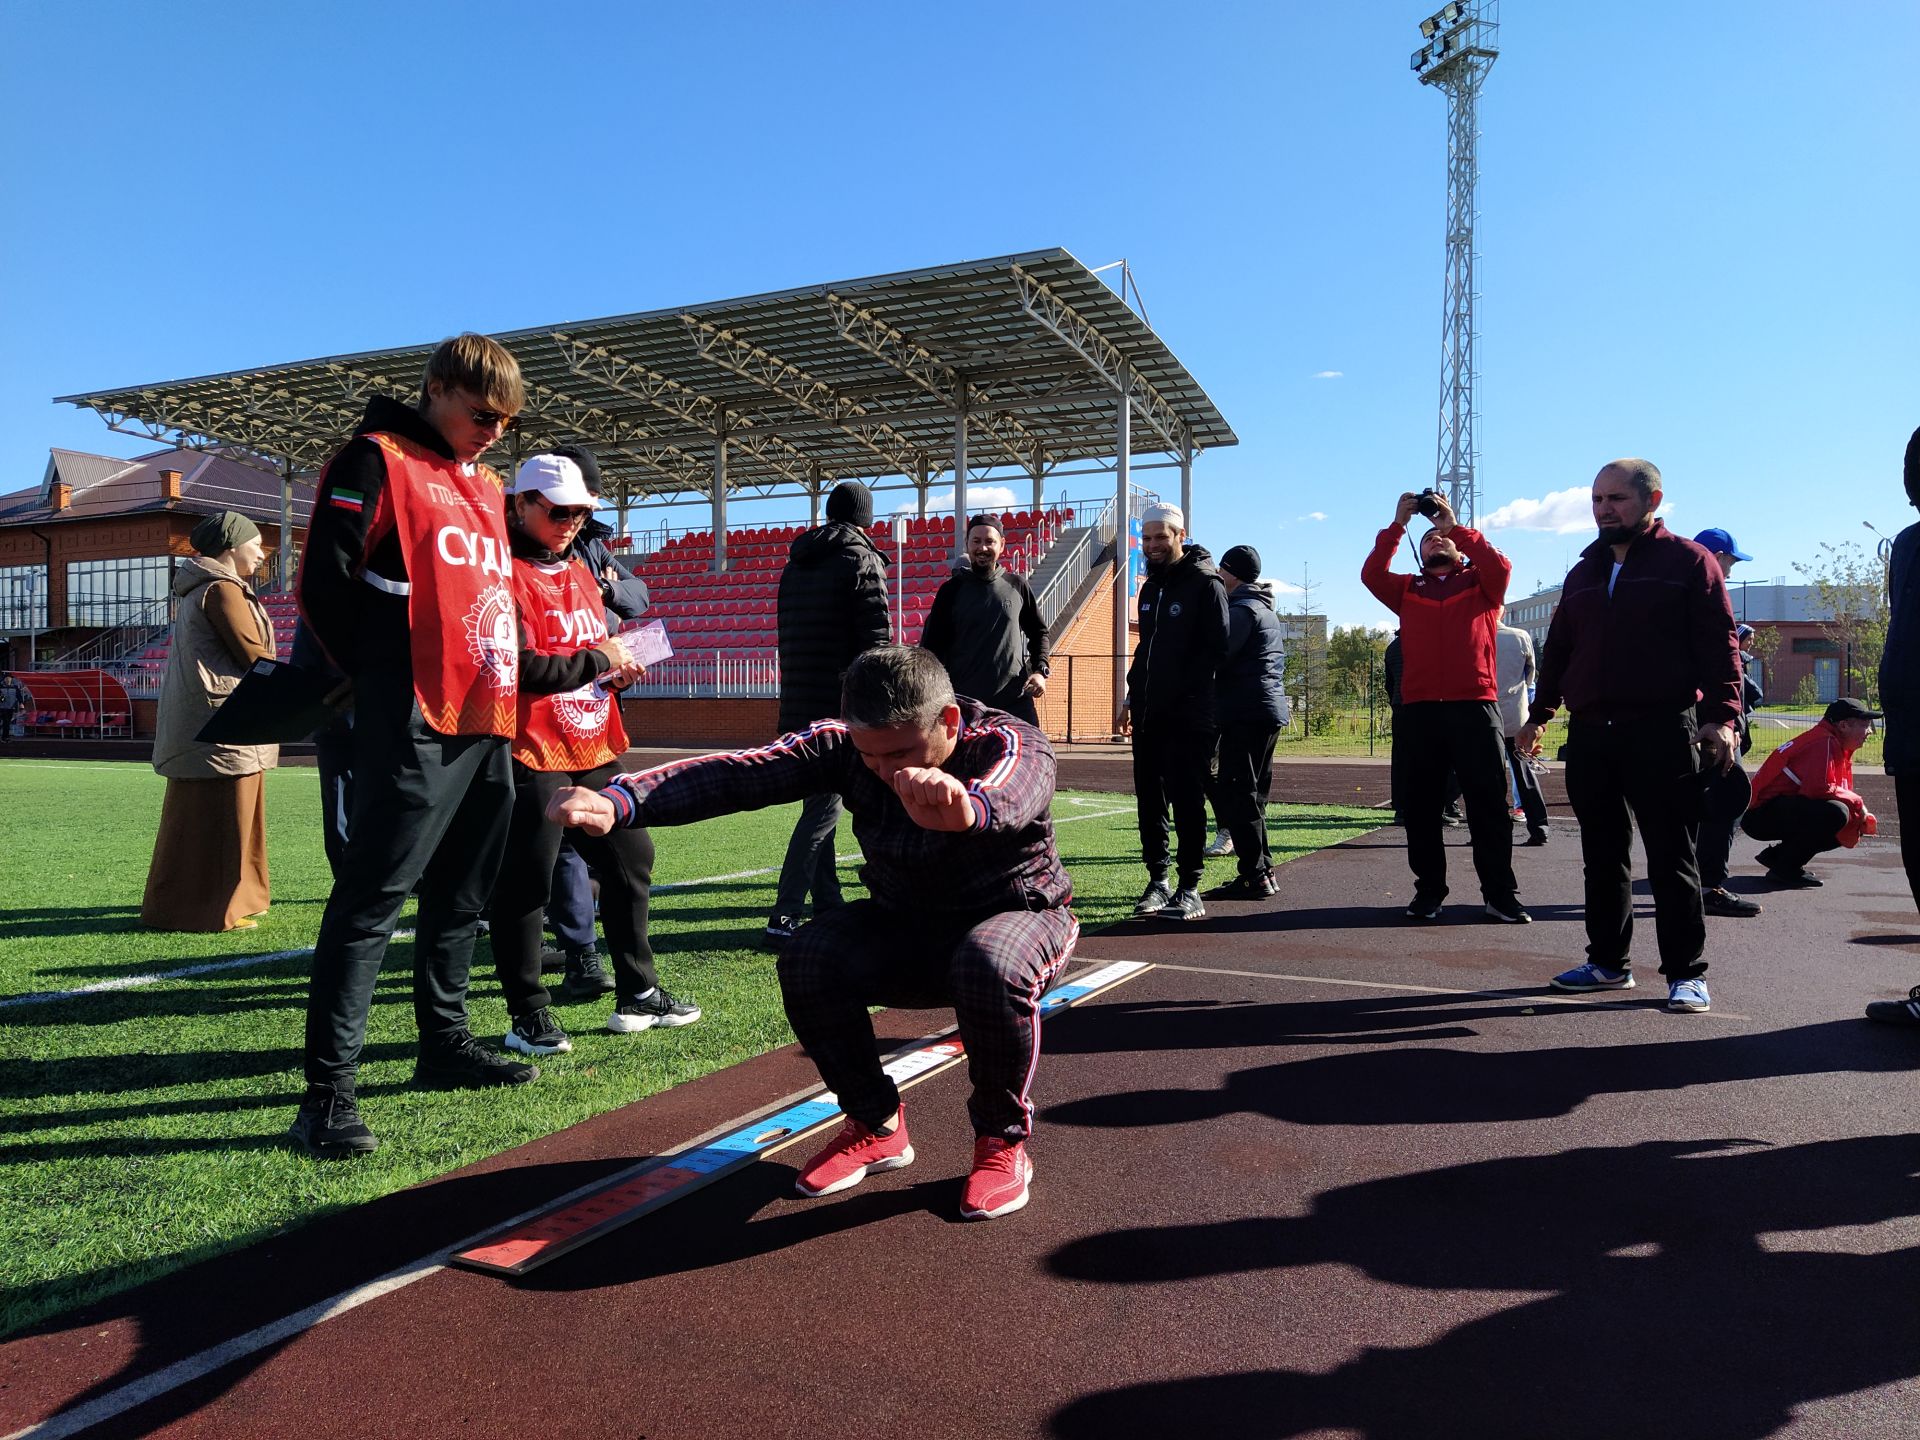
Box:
[512,453,594,508]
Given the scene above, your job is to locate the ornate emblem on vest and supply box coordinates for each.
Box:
[549,683,611,739]
[465,583,519,689]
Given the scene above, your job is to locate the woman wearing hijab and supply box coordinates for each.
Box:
[142,511,278,931]
[488,452,701,1058]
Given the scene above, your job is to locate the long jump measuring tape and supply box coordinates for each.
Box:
[452,957,1152,1277]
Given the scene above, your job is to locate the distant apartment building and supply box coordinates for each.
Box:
[1504,580,1854,704]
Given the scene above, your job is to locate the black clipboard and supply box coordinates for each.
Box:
[196,660,348,745]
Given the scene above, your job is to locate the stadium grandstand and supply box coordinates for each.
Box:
[24,249,1236,744]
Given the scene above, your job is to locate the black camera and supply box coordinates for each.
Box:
[1415,488,1443,519]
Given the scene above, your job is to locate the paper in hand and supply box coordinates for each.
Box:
[616,619,673,667]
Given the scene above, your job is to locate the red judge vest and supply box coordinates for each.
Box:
[510,555,628,772]
[361,433,518,738]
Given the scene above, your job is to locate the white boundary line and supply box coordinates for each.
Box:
[1147,960,1751,1022]
[1,804,1138,1010]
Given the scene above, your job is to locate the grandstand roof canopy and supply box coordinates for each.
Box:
[56,249,1237,505]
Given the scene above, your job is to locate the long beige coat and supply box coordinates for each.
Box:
[150,555,280,779]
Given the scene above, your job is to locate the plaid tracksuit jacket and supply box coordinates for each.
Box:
[600,698,1079,1138]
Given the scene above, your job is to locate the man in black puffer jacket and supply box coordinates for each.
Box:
[1120,502,1229,922]
[1203,544,1290,900]
[767,480,892,947]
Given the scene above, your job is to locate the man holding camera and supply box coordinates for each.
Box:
[1362,488,1527,924]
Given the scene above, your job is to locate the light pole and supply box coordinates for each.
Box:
[1409,0,1500,528]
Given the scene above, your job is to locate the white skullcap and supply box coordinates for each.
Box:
[1141,502,1185,530]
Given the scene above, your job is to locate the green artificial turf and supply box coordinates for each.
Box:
[0,757,1375,1337]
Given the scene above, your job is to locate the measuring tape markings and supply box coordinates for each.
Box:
[453,958,1151,1276]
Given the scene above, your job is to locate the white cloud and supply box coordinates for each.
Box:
[1311,370,1344,380]
[1297,511,1328,522]
[1268,579,1306,595]
[1479,486,1595,535]
[1482,486,1675,535]
[890,484,1020,516]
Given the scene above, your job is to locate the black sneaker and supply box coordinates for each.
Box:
[506,1006,572,1056]
[1702,886,1763,917]
[1205,872,1276,901]
[1404,895,1444,921]
[1483,897,1532,924]
[1158,887,1206,922]
[287,1083,378,1158]
[413,1031,540,1089]
[1766,867,1823,889]
[763,914,802,951]
[562,947,615,998]
[1132,878,1174,919]
[539,944,568,974]
[1866,986,1920,1026]
[608,988,703,1033]
[1526,828,1550,846]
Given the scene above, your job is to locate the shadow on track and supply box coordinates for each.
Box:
[1048,1134,1920,1439]
[1040,997,1920,1126]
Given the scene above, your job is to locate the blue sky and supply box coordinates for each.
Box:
[3,1,1916,627]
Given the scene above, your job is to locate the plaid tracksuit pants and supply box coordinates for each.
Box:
[777,899,1080,1142]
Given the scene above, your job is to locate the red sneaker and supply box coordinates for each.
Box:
[959,1136,1034,1220]
[793,1106,913,1197]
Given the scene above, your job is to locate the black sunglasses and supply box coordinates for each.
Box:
[529,492,593,523]
[467,403,521,433]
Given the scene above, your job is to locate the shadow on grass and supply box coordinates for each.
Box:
[1049,1134,1920,1440]
[0,1040,418,1105]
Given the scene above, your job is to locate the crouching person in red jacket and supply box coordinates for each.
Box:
[1742,697,1880,888]
[548,644,1079,1222]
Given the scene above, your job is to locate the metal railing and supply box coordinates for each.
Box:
[1033,497,1115,629]
[623,653,781,699]
[46,598,172,668]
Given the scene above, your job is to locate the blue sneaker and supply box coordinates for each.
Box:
[1667,977,1711,1013]
[1550,962,1635,992]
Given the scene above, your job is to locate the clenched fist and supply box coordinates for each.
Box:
[891,765,976,832]
[547,785,617,837]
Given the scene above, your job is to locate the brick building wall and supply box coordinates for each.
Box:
[1034,562,1136,742]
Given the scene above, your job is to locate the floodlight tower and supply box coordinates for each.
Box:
[1410,1,1499,527]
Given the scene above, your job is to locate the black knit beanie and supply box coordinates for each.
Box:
[826,481,874,528]
[1905,425,1920,509]
[1220,544,1262,583]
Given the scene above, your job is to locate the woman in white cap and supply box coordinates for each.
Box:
[487,451,701,1056]
[142,510,278,931]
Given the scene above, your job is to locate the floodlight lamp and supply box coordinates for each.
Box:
[1410,46,1429,70]
[1441,2,1461,22]
[1420,17,1438,37]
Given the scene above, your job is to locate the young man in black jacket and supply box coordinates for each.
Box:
[1203,544,1289,899]
[1119,502,1230,922]
[290,334,537,1159]
[920,515,1051,723]
[766,480,891,947]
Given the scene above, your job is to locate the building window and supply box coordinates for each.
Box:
[0,564,49,630]
[66,556,172,627]
[1790,637,1838,655]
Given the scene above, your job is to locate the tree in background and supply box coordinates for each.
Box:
[1281,570,1331,736]
[1327,625,1391,707]
[1797,540,1888,705]
[1743,622,1781,702]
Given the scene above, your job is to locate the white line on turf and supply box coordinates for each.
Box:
[3,805,1139,1008]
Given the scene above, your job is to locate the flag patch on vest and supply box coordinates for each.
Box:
[329,488,366,512]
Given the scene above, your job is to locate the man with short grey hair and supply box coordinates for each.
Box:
[1517,459,1742,1014]
[550,644,1077,1222]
